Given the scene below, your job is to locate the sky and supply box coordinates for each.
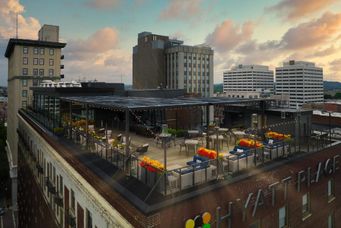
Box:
[1,0,341,86]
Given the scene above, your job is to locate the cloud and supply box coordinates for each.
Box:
[0,0,41,86]
[208,12,341,82]
[281,12,341,50]
[66,27,119,54]
[63,27,131,84]
[159,0,202,20]
[330,58,341,71]
[267,0,336,21]
[85,0,121,10]
[306,45,339,58]
[0,0,40,39]
[205,20,254,53]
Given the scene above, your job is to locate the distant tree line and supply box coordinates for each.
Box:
[324,93,341,99]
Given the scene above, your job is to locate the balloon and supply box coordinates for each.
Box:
[202,212,211,224]
[185,219,195,228]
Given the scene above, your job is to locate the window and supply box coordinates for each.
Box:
[33,58,38,65]
[49,69,54,76]
[279,206,287,228]
[39,69,44,76]
[39,58,44,65]
[49,59,54,66]
[40,48,45,55]
[23,57,28,65]
[22,68,28,75]
[34,47,38,54]
[49,48,54,55]
[23,47,28,54]
[22,79,27,87]
[302,193,311,218]
[33,79,38,86]
[86,209,93,228]
[22,101,27,108]
[328,212,335,228]
[59,176,63,194]
[33,68,38,76]
[71,189,75,212]
[328,179,335,202]
[22,90,27,97]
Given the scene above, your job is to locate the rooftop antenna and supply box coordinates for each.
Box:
[15,13,18,38]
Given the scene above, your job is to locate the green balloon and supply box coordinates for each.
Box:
[203,224,211,228]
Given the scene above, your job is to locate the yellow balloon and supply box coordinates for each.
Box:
[202,212,211,224]
[185,219,195,228]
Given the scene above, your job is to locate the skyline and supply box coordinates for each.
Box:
[0,0,341,86]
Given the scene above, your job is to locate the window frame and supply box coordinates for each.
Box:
[278,205,288,228]
[23,47,28,54]
[34,47,38,54]
[49,69,54,76]
[328,211,335,228]
[40,48,45,55]
[33,58,38,65]
[23,57,28,65]
[302,192,311,220]
[22,90,27,97]
[33,68,38,76]
[39,69,44,76]
[49,48,54,55]
[22,68,28,76]
[22,79,27,87]
[39,58,44,65]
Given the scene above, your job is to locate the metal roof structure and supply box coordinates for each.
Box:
[5,38,66,58]
[60,95,273,111]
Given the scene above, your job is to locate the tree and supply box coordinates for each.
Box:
[334,93,341,99]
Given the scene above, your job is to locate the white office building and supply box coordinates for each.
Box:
[275,60,323,109]
[165,42,214,97]
[223,64,274,98]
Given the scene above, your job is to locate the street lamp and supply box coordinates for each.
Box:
[159,124,171,195]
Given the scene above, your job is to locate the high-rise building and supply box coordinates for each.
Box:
[133,32,214,97]
[4,24,66,209]
[275,60,323,109]
[223,64,274,98]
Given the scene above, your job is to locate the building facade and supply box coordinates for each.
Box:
[133,32,214,97]
[165,44,213,97]
[223,64,274,98]
[5,24,66,209]
[275,60,324,109]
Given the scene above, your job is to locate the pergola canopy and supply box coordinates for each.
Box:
[60,95,274,111]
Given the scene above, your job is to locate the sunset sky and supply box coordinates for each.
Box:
[1,0,341,86]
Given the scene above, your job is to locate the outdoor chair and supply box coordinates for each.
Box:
[179,140,186,153]
[136,144,149,154]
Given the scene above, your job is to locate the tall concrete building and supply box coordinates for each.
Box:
[133,32,214,97]
[223,64,274,98]
[4,24,66,209]
[276,60,323,109]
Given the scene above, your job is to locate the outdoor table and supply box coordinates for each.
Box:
[209,135,224,149]
[185,139,199,155]
[218,128,229,133]
[188,130,200,138]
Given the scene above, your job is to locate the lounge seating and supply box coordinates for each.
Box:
[136,144,149,154]
[186,155,209,169]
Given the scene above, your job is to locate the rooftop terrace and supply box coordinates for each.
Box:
[18,93,335,216]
